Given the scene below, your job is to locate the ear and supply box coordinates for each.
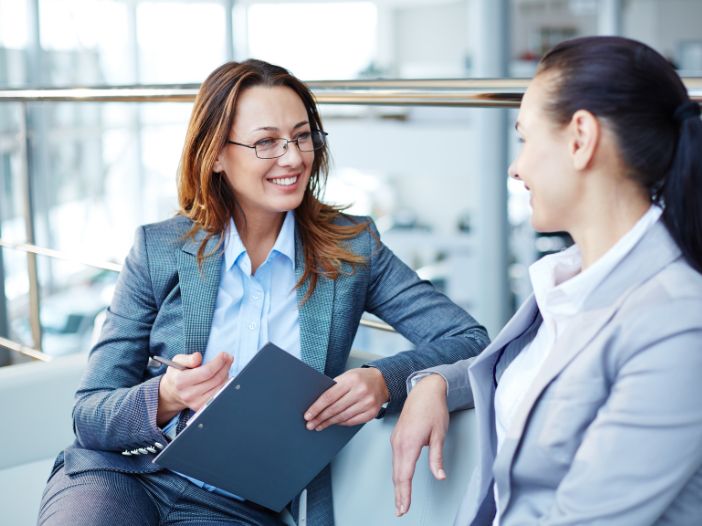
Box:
[213,153,224,174]
[568,109,600,171]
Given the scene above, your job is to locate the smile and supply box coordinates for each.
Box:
[268,176,299,187]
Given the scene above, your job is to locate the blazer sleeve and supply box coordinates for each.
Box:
[541,300,702,525]
[363,219,489,414]
[72,226,171,451]
[406,358,478,412]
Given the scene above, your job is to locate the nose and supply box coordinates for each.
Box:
[508,160,520,180]
[277,141,304,167]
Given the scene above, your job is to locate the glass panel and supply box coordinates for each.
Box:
[35,257,117,357]
[39,0,132,84]
[320,105,506,356]
[4,248,33,353]
[5,253,117,357]
[23,101,187,263]
[0,0,29,49]
[247,2,378,79]
[137,1,227,83]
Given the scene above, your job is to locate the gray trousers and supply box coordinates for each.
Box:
[38,465,287,526]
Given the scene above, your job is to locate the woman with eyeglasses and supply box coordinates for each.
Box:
[38,59,489,526]
[390,36,702,525]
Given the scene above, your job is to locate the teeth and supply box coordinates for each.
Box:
[270,176,297,187]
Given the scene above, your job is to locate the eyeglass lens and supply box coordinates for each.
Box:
[255,131,326,159]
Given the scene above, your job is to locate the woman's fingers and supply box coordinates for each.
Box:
[391,423,423,517]
[429,429,447,480]
[389,374,450,516]
[176,353,233,409]
[173,352,232,387]
[305,368,389,430]
[159,352,233,413]
[304,383,349,425]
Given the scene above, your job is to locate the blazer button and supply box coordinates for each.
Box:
[121,450,132,456]
[146,446,157,454]
[154,442,164,450]
[130,449,141,455]
[138,448,148,455]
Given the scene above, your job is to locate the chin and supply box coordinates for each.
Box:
[530,214,559,234]
[275,195,305,213]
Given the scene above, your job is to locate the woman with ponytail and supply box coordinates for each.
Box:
[392,36,702,525]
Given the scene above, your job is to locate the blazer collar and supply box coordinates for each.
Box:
[494,219,681,510]
[294,228,334,374]
[177,229,223,356]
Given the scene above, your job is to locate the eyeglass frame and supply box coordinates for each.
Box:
[226,130,328,159]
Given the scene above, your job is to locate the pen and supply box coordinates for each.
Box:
[150,355,193,371]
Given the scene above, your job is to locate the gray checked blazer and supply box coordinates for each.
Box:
[55,214,488,526]
[423,219,702,525]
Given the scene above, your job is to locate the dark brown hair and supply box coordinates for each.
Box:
[177,59,367,297]
[537,36,702,273]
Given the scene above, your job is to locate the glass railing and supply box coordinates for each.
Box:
[0,79,700,362]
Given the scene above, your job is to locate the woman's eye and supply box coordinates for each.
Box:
[517,137,525,144]
[295,131,312,141]
[255,138,277,148]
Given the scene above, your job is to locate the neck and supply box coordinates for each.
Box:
[233,208,286,273]
[569,178,651,271]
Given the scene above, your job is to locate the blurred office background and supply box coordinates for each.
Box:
[1,0,701,364]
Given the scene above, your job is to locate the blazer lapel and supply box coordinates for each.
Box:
[295,231,334,374]
[466,295,540,508]
[470,296,540,373]
[177,231,223,356]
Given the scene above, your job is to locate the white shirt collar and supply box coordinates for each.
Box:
[529,205,662,319]
[223,211,296,271]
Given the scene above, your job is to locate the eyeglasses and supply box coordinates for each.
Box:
[227,130,328,159]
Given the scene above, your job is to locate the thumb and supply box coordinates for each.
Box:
[429,432,446,480]
[187,352,202,367]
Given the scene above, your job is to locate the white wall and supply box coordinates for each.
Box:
[323,111,480,235]
[511,0,598,59]
[394,2,471,77]
[625,0,702,68]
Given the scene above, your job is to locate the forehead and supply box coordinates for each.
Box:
[233,85,308,131]
[517,74,551,127]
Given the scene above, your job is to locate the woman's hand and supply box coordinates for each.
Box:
[304,367,390,431]
[390,374,449,517]
[156,351,234,426]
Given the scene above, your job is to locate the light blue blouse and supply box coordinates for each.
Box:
[165,210,301,497]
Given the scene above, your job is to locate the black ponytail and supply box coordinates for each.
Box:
[661,106,702,273]
[537,36,702,274]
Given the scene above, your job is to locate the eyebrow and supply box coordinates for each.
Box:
[252,121,309,133]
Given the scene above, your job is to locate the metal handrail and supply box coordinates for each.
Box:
[0,240,122,273]
[0,336,50,362]
[1,78,700,106]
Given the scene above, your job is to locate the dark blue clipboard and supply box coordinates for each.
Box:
[153,342,363,512]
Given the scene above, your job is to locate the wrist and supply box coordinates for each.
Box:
[418,374,447,397]
[370,366,390,403]
[157,377,183,425]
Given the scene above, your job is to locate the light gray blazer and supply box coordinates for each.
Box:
[425,220,702,525]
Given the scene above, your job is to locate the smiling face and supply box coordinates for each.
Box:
[214,85,314,225]
[508,74,583,233]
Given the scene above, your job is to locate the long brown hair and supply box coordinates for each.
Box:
[178,59,368,297]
